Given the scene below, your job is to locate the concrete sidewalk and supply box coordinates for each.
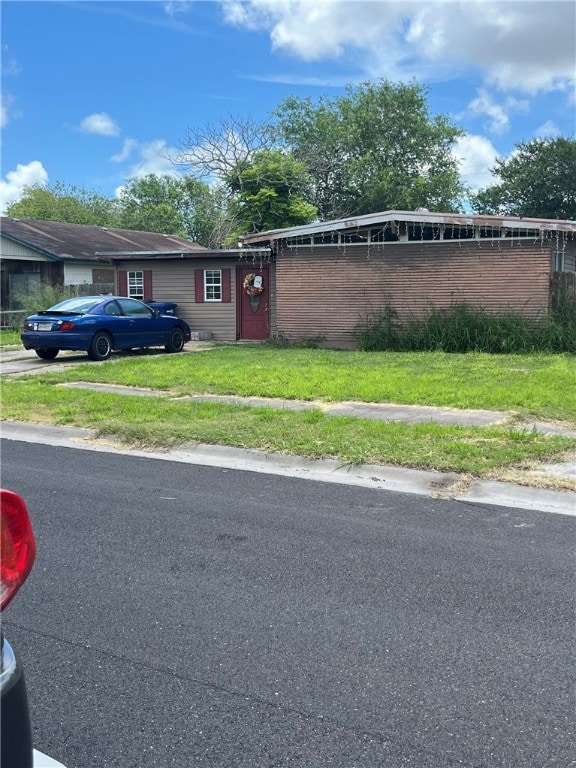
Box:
[2,345,575,515]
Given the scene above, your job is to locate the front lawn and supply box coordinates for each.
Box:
[2,347,575,486]
[25,345,576,422]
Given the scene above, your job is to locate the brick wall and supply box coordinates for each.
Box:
[274,240,553,346]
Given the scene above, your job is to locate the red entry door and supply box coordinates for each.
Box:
[238,265,270,340]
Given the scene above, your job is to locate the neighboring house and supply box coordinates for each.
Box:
[241,210,576,348]
[0,217,272,341]
[0,217,205,307]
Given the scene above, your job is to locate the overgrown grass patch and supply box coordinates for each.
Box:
[354,302,576,353]
[0,328,22,347]
[26,346,576,422]
[2,379,574,476]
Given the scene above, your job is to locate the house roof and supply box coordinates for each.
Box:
[240,209,576,245]
[0,217,206,261]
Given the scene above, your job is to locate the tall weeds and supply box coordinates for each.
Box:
[13,283,77,320]
[355,302,576,353]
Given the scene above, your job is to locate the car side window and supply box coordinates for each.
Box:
[117,298,153,317]
[104,300,122,316]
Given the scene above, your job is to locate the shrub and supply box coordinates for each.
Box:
[353,305,404,351]
[354,302,576,353]
[13,283,76,320]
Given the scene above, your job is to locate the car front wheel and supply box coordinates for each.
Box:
[88,332,112,361]
[35,349,59,360]
[165,327,185,353]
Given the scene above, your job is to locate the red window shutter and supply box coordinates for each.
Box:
[195,269,204,303]
[118,271,127,296]
[143,270,153,301]
[222,269,231,303]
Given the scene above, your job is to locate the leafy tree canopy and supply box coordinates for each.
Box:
[5,175,234,248]
[271,80,466,220]
[116,174,230,247]
[5,182,119,226]
[470,137,576,220]
[226,150,317,237]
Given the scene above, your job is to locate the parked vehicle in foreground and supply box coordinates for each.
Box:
[1,489,67,768]
[21,295,191,361]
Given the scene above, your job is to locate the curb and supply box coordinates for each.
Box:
[1,421,574,517]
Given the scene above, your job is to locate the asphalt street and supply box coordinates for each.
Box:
[2,440,575,768]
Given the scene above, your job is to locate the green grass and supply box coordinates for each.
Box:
[355,302,576,353]
[0,328,22,347]
[1,377,573,475]
[2,346,574,482]
[27,346,576,422]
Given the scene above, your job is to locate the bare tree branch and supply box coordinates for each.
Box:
[172,115,276,186]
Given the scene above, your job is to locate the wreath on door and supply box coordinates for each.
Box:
[243,273,264,297]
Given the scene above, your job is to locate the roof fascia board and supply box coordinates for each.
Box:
[98,248,271,261]
[242,211,576,243]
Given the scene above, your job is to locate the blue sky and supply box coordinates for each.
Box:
[1,0,575,214]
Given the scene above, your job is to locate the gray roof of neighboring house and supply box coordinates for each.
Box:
[240,209,576,245]
[0,217,206,261]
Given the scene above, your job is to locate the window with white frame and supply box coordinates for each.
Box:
[127,271,144,299]
[204,269,222,301]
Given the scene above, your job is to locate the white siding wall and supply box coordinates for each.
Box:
[63,263,98,285]
[0,236,51,261]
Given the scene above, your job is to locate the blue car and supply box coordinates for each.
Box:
[21,295,191,361]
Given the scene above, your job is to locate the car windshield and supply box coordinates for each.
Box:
[47,297,102,313]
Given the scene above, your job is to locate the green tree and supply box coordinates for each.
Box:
[470,137,576,220]
[5,182,119,226]
[116,174,231,247]
[226,150,317,236]
[272,80,465,219]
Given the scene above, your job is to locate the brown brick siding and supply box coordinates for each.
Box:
[562,240,576,272]
[275,240,553,347]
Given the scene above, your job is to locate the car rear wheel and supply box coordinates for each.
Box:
[35,349,59,360]
[165,327,185,353]
[88,332,112,361]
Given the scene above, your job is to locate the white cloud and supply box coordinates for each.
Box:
[164,1,192,16]
[110,138,138,163]
[123,139,180,179]
[221,1,576,95]
[113,139,180,198]
[406,2,575,93]
[453,134,499,191]
[534,120,561,139]
[0,92,22,129]
[0,94,11,129]
[0,161,49,214]
[79,112,120,136]
[2,46,22,77]
[467,88,528,134]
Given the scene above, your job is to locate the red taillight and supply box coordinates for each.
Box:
[0,490,36,611]
[59,321,76,331]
